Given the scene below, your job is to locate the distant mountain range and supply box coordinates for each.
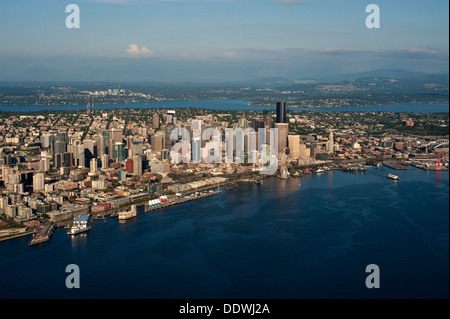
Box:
[237,69,449,95]
[0,69,448,94]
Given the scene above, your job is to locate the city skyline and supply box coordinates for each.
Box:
[0,0,448,81]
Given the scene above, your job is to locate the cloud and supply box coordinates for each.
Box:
[126,44,154,57]
[219,51,240,59]
[397,48,438,55]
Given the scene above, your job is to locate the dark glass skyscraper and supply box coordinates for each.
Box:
[276,101,286,124]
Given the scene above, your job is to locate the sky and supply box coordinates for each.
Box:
[0,0,448,82]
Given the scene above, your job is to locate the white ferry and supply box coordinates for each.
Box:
[67,214,92,235]
[387,174,399,181]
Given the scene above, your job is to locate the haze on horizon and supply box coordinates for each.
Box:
[0,0,448,82]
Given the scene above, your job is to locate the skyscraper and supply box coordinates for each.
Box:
[110,128,123,145]
[263,110,272,128]
[39,158,50,172]
[33,173,45,193]
[131,141,143,158]
[101,154,109,169]
[52,140,67,155]
[327,131,335,154]
[113,142,126,163]
[276,101,287,124]
[133,155,142,176]
[90,158,98,174]
[166,110,176,125]
[153,114,160,129]
[102,130,110,155]
[40,134,55,148]
[96,135,105,157]
[288,135,300,159]
[192,120,202,163]
[251,118,265,132]
[275,123,289,153]
[151,134,164,152]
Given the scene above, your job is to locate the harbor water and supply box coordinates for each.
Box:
[0,166,448,299]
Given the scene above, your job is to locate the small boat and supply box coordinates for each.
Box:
[254,178,262,184]
[316,168,325,173]
[387,174,399,181]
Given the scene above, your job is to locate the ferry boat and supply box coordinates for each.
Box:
[67,214,92,235]
[118,205,137,220]
[28,224,55,247]
[387,174,399,181]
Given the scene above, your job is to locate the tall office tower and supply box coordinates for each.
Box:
[151,134,164,152]
[164,124,176,150]
[40,134,55,148]
[0,196,9,211]
[90,158,98,174]
[263,111,272,128]
[276,101,287,124]
[131,141,143,158]
[166,110,176,125]
[96,135,105,157]
[70,139,81,160]
[111,128,123,145]
[83,139,96,158]
[2,166,13,184]
[39,158,50,172]
[78,152,86,168]
[76,145,85,166]
[101,154,109,169]
[33,173,45,193]
[275,123,289,154]
[56,131,68,143]
[53,153,63,169]
[191,120,202,163]
[52,140,67,156]
[63,152,72,167]
[288,135,301,159]
[102,130,110,154]
[113,142,126,163]
[327,131,334,154]
[108,137,114,160]
[251,118,265,133]
[133,155,142,176]
[153,114,160,129]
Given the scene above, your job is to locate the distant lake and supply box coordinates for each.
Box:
[0,100,448,113]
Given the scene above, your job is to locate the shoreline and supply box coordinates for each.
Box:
[0,230,34,242]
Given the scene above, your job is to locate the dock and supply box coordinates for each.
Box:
[223,182,238,191]
[410,163,449,171]
[144,190,222,213]
[382,161,410,170]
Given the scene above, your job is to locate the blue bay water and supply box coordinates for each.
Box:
[0,100,448,113]
[0,167,448,299]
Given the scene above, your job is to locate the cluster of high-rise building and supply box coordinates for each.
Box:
[1,102,443,227]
